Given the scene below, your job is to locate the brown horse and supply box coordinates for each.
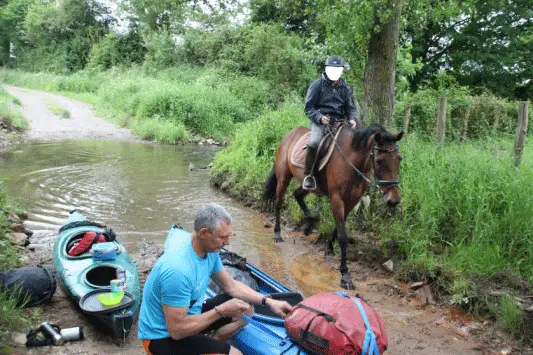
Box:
[263,123,403,290]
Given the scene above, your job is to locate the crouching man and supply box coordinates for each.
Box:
[139,203,293,355]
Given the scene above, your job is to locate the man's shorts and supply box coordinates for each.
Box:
[142,294,234,355]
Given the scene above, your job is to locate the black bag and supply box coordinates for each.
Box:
[0,266,56,307]
[208,251,259,294]
[219,251,247,270]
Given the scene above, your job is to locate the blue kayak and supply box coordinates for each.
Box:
[53,210,141,340]
[164,225,309,355]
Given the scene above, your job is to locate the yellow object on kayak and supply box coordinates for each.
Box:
[97,292,124,306]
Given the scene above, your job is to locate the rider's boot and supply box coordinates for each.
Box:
[303,145,318,191]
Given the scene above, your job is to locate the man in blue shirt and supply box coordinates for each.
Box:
[139,203,293,355]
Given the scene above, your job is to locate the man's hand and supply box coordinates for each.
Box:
[320,115,331,125]
[349,120,357,129]
[266,299,293,318]
[217,298,252,318]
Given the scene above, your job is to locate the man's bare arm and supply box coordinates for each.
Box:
[163,304,220,340]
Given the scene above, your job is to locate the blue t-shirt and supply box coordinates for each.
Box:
[138,234,223,340]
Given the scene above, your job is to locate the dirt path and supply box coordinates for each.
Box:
[4,86,524,355]
[3,85,141,142]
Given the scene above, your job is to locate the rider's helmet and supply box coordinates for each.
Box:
[325,55,345,67]
[325,55,345,81]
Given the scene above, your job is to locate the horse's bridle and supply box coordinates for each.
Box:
[333,127,400,194]
[370,138,400,194]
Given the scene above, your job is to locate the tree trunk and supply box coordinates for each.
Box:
[363,0,404,127]
[0,39,10,66]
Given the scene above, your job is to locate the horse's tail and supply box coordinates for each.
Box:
[262,166,277,211]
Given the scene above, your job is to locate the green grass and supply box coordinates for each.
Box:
[0,184,32,350]
[46,102,71,119]
[495,296,524,336]
[0,86,28,131]
[11,97,21,106]
[0,67,276,143]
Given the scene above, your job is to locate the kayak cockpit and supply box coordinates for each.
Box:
[84,265,121,289]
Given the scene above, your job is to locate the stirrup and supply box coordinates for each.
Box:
[303,175,316,191]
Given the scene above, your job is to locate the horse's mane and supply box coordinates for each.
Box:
[350,124,394,150]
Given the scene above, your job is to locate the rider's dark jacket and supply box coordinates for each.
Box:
[304,73,361,126]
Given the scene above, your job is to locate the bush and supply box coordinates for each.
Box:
[87,31,145,72]
[0,86,28,131]
[177,24,316,97]
[394,74,523,141]
[142,30,178,71]
[211,99,307,198]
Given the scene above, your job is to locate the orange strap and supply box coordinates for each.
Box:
[142,340,153,355]
[141,339,227,355]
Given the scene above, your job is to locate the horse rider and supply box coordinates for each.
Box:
[303,55,361,191]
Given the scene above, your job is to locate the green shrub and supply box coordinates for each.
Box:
[177,24,316,97]
[142,30,178,71]
[130,117,188,144]
[211,99,307,197]
[495,296,524,335]
[395,76,522,141]
[46,103,70,118]
[87,31,145,71]
[0,86,28,131]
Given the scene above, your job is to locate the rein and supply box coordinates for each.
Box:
[332,125,400,193]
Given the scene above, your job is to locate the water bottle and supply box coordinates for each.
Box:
[60,326,84,342]
[39,322,64,346]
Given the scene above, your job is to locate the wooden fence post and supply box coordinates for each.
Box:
[436,97,447,144]
[403,105,411,134]
[461,106,471,140]
[514,101,529,166]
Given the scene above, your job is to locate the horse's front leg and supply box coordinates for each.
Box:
[274,200,283,243]
[274,176,290,243]
[325,228,336,256]
[337,220,355,290]
[293,187,313,235]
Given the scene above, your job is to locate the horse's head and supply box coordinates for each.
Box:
[372,130,403,207]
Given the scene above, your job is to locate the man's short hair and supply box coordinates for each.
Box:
[194,203,232,233]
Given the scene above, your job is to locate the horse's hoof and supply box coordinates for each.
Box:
[340,275,355,290]
[302,224,312,236]
[324,248,334,256]
[274,238,283,243]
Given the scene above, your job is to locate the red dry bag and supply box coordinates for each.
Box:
[284,291,387,355]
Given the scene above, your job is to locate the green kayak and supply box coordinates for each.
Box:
[52,210,141,340]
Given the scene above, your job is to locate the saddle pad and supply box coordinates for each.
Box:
[291,128,344,171]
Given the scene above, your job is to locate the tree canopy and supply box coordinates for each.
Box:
[0,0,530,107]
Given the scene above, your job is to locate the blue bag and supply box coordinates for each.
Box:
[91,242,117,261]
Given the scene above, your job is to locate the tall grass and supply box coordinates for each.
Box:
[211,99,307,198]
[211,111,533,332]
[46,102,71,119]
[0,67,274,143]
[0,86,28,131]
[0,183,30,350]
[380,134,533,280]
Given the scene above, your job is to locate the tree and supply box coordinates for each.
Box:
[121,0,237,33]
[0,0,37,65]
[403,0,532,100]
[363,0,404,126]
[19,0,114,71]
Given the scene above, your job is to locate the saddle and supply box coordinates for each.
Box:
[291,122,345,171]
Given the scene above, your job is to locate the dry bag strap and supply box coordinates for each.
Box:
[296,308,336,355]
[335,291,380,355]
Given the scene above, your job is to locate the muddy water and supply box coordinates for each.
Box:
[0,140,327,295]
